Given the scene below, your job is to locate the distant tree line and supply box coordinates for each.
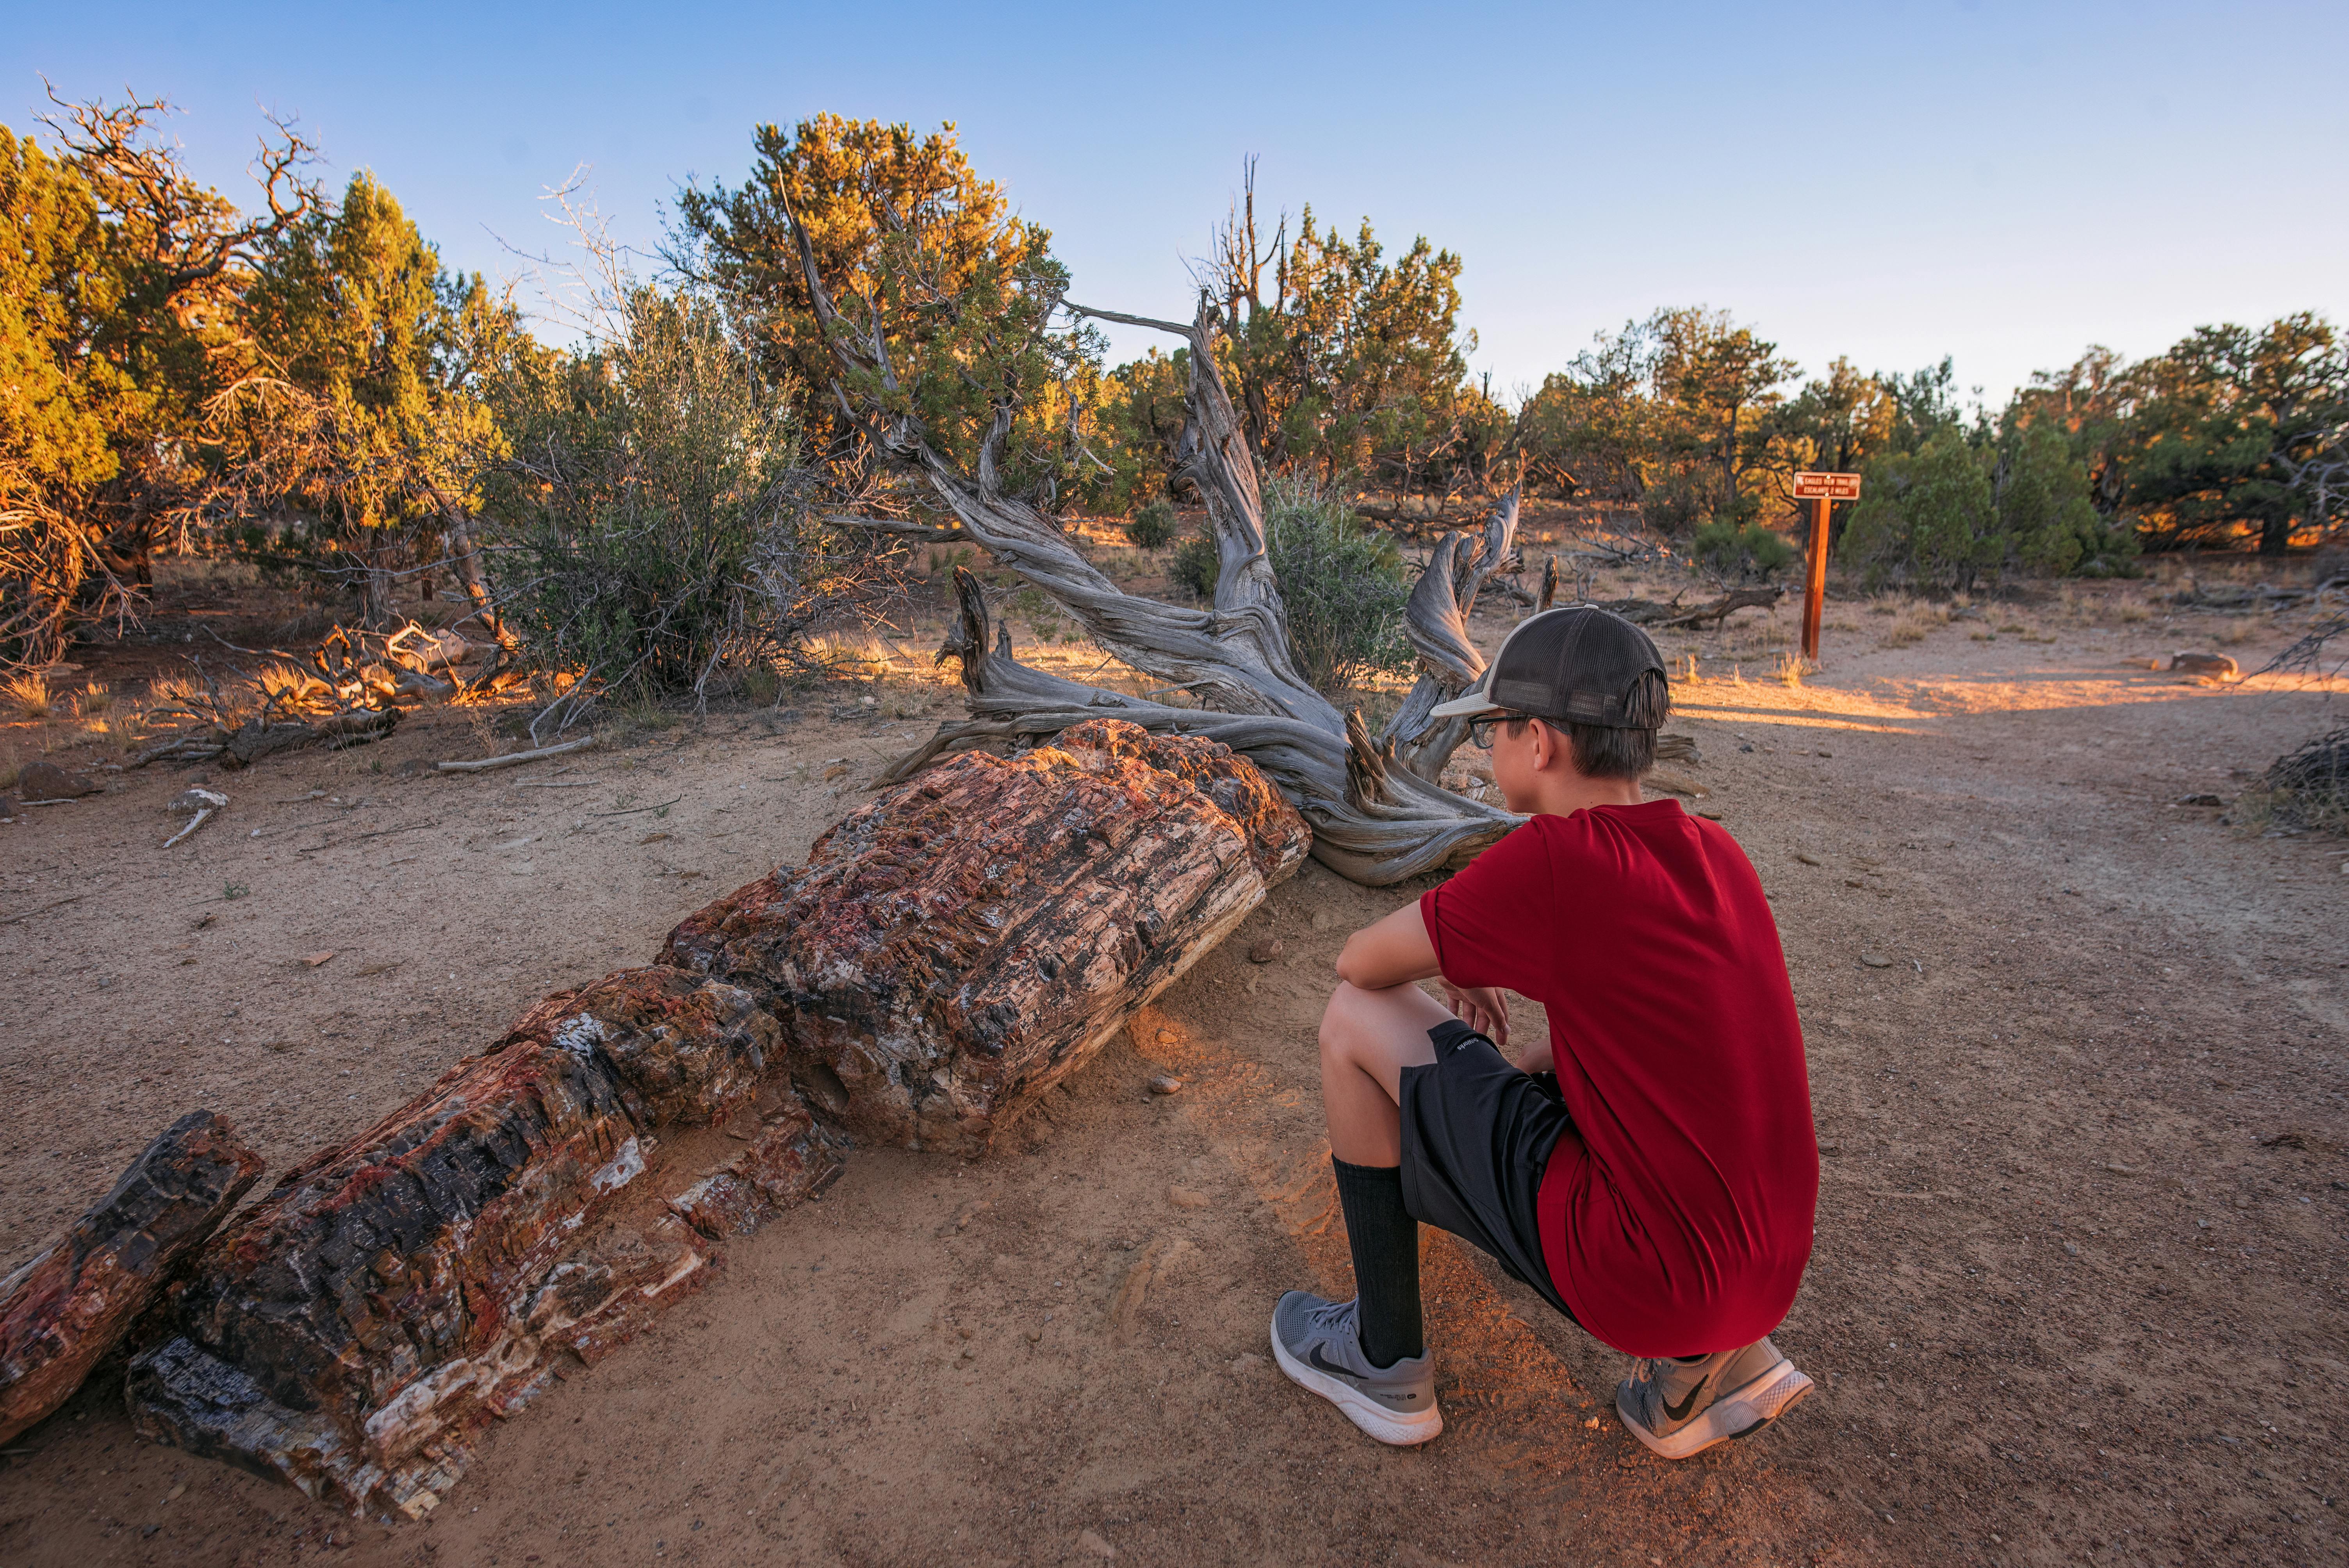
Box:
[4,98,2344,680]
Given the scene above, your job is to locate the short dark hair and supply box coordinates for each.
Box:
[1505,670,1670,780]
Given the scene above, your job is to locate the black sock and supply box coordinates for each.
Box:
[1331,1157,1423,1368]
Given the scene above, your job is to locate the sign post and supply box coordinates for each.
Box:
[1790,471,1861,661]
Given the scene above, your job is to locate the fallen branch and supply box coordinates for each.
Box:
[587,796,683,818]
[163,788,229,850]
[436,735,597,773]
[0,894,84,927]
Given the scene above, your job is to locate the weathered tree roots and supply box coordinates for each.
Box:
[116,719,1306,1518]
[0,1111,263,1445]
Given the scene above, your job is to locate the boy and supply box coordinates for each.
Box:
[1269,605,1820,1459]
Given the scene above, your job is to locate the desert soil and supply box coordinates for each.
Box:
[2,549,2345,1567]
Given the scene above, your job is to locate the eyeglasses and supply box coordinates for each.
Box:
[1467,715,1523,750]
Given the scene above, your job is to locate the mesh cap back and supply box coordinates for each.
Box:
[1429,606,1668,729]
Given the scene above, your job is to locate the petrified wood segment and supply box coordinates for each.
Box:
[667,1101,847,1239]
[0,1111,262,1444]
[127,978,776,1518]
[662,718,1310,1153]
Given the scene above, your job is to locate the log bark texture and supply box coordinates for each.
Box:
[126,969,831,1519]
[662,717,1311,1153]
[0,1111,262,1444]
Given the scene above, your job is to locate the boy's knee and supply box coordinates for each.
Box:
[1319,981,1366,1062]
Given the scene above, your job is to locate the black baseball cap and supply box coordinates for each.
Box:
[1429,606,1668,729]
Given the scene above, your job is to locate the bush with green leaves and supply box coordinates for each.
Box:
[2000,422,2139,577]
[1126,497,1178,551]
[1259,474,1413,693]
[1838,435,1999,592]
[483,285,877,707]
[1168,532,1219,600]
[1691,518,1798,583]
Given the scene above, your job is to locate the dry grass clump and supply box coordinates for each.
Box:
[4,674,52,719]
[1879,600,1948,648]
[1772,652,1814,688]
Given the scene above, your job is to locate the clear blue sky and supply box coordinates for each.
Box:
[16,0,2345,410]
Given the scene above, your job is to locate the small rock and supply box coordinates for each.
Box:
[1583,1415,1602,1429]
[822,764,850,781]
[1168,1186,1210,1209]
[1076,1530,1119,1560]
[2169,652,2239,679]
[1228,1351,1265,1374]
[299,950,336,967]
[1247,939,1283,964]
[1793,851,1823,866]
[18,760,97,800]
[0,794,18,819]
[165,1482,186,1503]
[1859,953,1893,969]
[1695,808,1725,821]
[1147,1074,1183,1096]
[1308,909,1331,932]
[2175,793,2224,807]
[168,787,229,816]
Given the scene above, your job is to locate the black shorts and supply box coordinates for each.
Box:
[1398,1019,1579,1324]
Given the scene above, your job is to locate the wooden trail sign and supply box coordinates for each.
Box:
[1792,472,1861,658]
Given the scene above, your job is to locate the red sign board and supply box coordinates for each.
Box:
[1793,471,1862,500]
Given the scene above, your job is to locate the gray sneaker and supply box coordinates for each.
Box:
[1269,1291,1442,1446]
[1615,1337,1814,1459]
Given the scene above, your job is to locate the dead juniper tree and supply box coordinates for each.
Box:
[773,200,1528,884]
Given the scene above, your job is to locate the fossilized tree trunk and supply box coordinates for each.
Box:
[0,1111,262,1445]
[127,719,1304,1516]
[665,717,1311,1151]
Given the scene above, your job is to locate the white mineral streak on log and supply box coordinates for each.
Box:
[663,718,1311,1154]
[0,1111,262,1444]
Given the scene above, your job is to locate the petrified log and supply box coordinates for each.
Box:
[663,717,1310,1154]
[126,718,1298,1517]
[0,1110,262,1444]
[127,969,828,1519]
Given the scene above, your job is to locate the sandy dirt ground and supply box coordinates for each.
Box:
[2,549,2345,1567]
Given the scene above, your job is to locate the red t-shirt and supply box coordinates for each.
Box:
[1419,799,1816,1357]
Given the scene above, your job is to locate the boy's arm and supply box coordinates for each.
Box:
[1335,903,1513,1049]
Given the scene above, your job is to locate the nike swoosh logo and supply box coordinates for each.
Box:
[1661,1376,1709,1423]
[1305,1345,1356,1378]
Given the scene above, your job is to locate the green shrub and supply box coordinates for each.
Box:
[1169,533,1219,599]
[1692,519,1798,582]
[1260,474,1413,693]
[2002,423,2140,578]
[1838,435,1998,592]
[1126,498,1178,551]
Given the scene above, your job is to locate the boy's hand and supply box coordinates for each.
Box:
[1442,984,1511,1048]
[1513,1037,1555,1076]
